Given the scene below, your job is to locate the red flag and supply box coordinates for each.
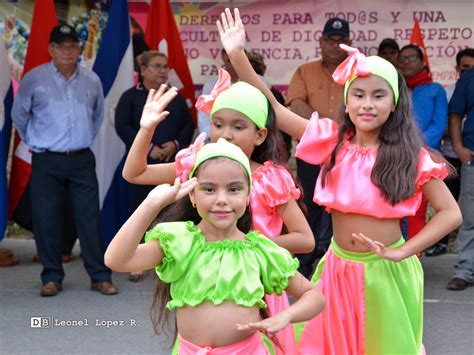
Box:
[8,1,57,218]
[144,0,197,123]
[410,18,430,72]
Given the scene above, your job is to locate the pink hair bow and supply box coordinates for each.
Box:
[195,68,232,115]
[175,132,207,182]
[332,44,372,85]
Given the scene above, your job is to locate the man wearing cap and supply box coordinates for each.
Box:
[377,38,400,66]
[12,24,118,296]
[285,17,351,278]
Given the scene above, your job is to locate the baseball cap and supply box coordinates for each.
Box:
[378,38,400,53]
[322,18,350,38]
[49,24,79,44]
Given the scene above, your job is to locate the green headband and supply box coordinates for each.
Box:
[211,81,268,129]
[189,138,252,192]
[343,56,399,106]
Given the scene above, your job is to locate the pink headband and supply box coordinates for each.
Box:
[195,68,232,115]
[332,44,371,85]
[175,132,207,182]
[333,44,400,105]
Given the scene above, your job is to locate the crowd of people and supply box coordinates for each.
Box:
[1,6,473,354]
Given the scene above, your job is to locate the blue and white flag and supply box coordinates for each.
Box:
[92,0,134,246]
[0,42,13,240]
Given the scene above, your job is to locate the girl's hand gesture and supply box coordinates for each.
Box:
[217,8,246,57]
[236,312,291,335]
[147,178,197,209]
[140,84,178,131]
[352,233,407,262]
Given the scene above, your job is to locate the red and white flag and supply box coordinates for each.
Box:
[8,0,57,220]
[410,18,431,73]
[144,0,197,123]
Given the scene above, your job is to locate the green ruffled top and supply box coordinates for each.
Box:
[145,221,299,311]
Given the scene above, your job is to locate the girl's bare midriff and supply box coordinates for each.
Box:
[177,301,261,347]
[332,210,402,252]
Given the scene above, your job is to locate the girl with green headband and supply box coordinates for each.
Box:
[217,8,462,355]
[123,52,314,355]
[105,139,325,354]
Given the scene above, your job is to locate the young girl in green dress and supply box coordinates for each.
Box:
[105,138,325,354]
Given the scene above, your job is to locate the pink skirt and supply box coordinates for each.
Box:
[178,332,270,355]
[298,238,424,354]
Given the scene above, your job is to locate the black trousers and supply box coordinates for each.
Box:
[12,182,77,255]
[295,158,333,279]
[31,149,111,284]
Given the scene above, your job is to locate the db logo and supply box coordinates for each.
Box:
[30,317,52,328]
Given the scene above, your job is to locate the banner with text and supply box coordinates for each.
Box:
[143,0,473,89]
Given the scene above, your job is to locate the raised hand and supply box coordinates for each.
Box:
[237,312,291,335]
[217,8,246,57]
[352,233,407,262]
[147,178,197,209]
[140,84,178,131]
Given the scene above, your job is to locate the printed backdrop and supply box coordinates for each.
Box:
[130,0,474,89]
[1,0,473,88]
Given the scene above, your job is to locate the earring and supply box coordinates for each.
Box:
[191,201,196,208]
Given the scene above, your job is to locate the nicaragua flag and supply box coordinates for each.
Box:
[0,42,13,240]
[92,0,134,246]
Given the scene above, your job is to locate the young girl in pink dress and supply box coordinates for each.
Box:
[217,8,462,354]
[122,78,313,353]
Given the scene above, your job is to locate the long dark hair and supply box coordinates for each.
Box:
[321,72,423,205]
[251,100,286,164]
[251,99,308,218]
[149,158,252,344]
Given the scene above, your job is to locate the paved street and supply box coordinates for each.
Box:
[1,238,473,354]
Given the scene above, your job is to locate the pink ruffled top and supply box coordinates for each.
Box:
[251,162,301,237]
[295,115,448,219]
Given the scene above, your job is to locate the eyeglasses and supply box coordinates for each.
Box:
[147,63,169,71]
[53,43,81,52]
[323,36,349,46]
[398,54,420,63]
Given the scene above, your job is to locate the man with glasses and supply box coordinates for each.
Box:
[12,24,118,296]
[285,17,351,278]
[398,44,448,241]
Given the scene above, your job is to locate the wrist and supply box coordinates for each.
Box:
[228,48,245,60]
[452,141,464,151]
[394,244,411,261]
[142,197,165,211]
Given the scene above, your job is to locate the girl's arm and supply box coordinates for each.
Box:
[217,8,308,140]
[122,85,179,185]
[273,199,315,253]
[237,272,325,333]
[353,178,462,262]
[104,178,198,272]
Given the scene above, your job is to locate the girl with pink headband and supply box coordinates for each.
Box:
[217,8,462,354]
[123,68,314,353]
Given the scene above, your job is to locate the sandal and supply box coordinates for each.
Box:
[128,272,145,282]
